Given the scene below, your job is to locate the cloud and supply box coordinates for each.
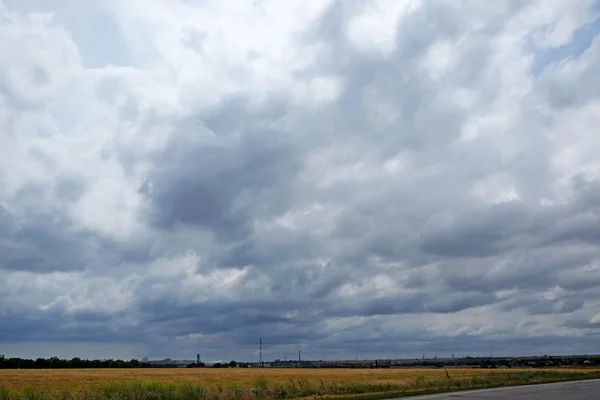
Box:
[139,109,301,242]
[1,0,600,361]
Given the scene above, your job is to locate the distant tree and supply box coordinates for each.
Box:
[229,360,237,368]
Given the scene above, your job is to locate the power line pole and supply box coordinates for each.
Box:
[259,338,263,367]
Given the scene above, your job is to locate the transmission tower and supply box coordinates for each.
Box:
[259,337,263,367]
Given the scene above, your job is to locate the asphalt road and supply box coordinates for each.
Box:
[409,379,600,399]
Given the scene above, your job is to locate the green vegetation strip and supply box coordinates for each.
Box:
[1,370,600,400]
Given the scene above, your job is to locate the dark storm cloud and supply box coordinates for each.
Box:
[137,298,303,326]
[132,298,332,347]
[420,201,534,258]
[548,179,600,245]
[425,292,497,314]
[130,290,498,346]
[0,309,140,343]
[499,294,585,316]
[115,88,600,351]
[406,177,600,295]
[433,243,596,296]
[139,107,300,242]
[0,201,152,273]
[558,268,600,291]
[561,315,600,331]
[0,209,99,272]
[327,292,496,317]
[216,229,320,269]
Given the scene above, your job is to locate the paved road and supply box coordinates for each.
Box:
[409,379,600,399]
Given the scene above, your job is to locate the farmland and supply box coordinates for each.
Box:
[2,367,600,400]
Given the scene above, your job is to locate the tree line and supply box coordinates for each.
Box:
[188,360,247,368]
[0,355,166,369]
[0,354,251,369]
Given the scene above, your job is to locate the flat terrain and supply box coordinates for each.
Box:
[413,378,600,399]
[0,367,585,391]
[1,368,600,399]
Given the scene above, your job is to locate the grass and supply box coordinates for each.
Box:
[1,368,599,400]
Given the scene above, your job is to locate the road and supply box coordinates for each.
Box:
[409,379,600,399]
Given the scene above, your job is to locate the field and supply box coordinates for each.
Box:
[2,367,600,400]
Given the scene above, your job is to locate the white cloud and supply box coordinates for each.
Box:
[345,0,420,57]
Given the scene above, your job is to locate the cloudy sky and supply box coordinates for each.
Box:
[1,0,600,362]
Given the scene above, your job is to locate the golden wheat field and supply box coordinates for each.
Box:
[1,367,598,393]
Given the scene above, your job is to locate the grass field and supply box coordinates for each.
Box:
[1,367,600,400]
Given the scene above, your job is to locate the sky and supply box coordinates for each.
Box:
[1,0,600,363]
